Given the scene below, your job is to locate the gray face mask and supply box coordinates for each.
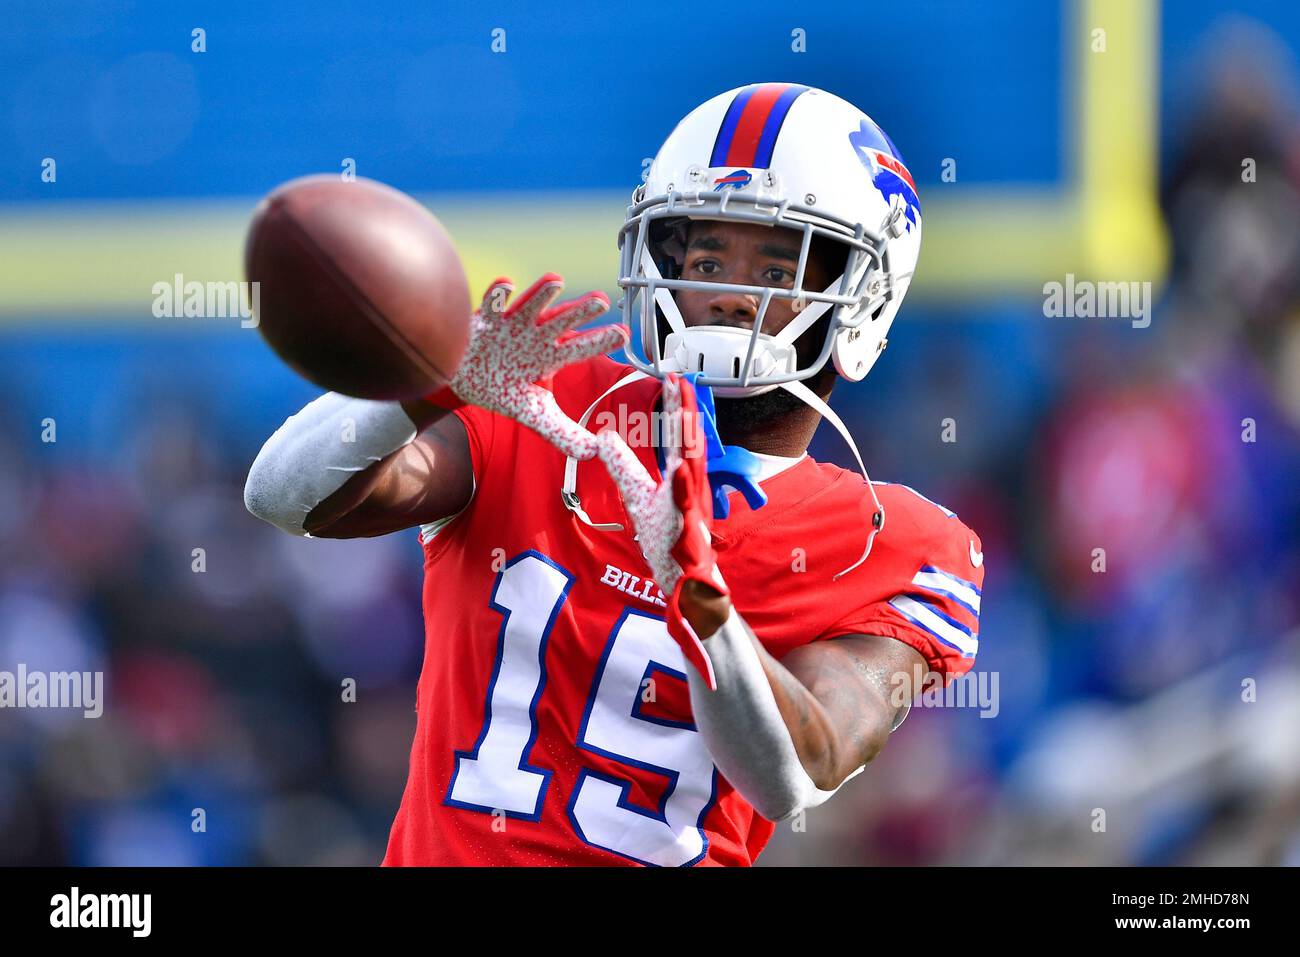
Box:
[618,189,890,397]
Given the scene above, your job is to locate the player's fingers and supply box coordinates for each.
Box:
[555,324,629,366]
[508,273,565,324]
[540,290,610,332]
[664,439,683,480]
[478,277,515,317]
[661,372,683,420]
[659,373,686,471]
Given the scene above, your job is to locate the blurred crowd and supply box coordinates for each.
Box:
[0,384,429,864]
[3,19,1300,867]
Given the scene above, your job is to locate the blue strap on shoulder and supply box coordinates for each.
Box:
[657,372,767,519]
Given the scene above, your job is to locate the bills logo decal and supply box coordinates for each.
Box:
[848,120,921,231]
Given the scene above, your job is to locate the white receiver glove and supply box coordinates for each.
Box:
[428,273,629,460]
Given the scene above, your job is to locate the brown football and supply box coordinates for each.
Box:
[244,174,471,400]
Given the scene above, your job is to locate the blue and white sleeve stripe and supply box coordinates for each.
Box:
[911,565,981,616]
[888,595,979,658]
[887,565,981,658]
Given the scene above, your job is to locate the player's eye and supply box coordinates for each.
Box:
[763,265,794,285]
[691,259,721,276]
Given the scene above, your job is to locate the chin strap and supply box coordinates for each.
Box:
[778,379,885,580]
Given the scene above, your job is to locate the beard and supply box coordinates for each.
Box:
[710,364,837,442]
[711,386,809,437]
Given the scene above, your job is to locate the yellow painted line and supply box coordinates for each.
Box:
[0,193,629,320]
[910,189,1079,298]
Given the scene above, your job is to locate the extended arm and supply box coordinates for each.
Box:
[243,389,473,538]
[244,274,624,539]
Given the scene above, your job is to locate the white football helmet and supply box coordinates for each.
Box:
[616,82,922,396]
[564,83,922,578]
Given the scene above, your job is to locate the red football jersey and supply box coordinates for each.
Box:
[382,355,983,866]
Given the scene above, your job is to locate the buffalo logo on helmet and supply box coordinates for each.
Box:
[712,169,753,192]
[848,120,921,231]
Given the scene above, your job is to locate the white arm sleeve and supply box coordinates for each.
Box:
[686,605,866,822]
[243,392,422,536]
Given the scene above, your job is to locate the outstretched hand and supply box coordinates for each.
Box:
[428,274,629,460]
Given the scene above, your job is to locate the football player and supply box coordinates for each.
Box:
[244,83,983,866]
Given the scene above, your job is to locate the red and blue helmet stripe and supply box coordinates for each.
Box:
[709,83,810,169]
